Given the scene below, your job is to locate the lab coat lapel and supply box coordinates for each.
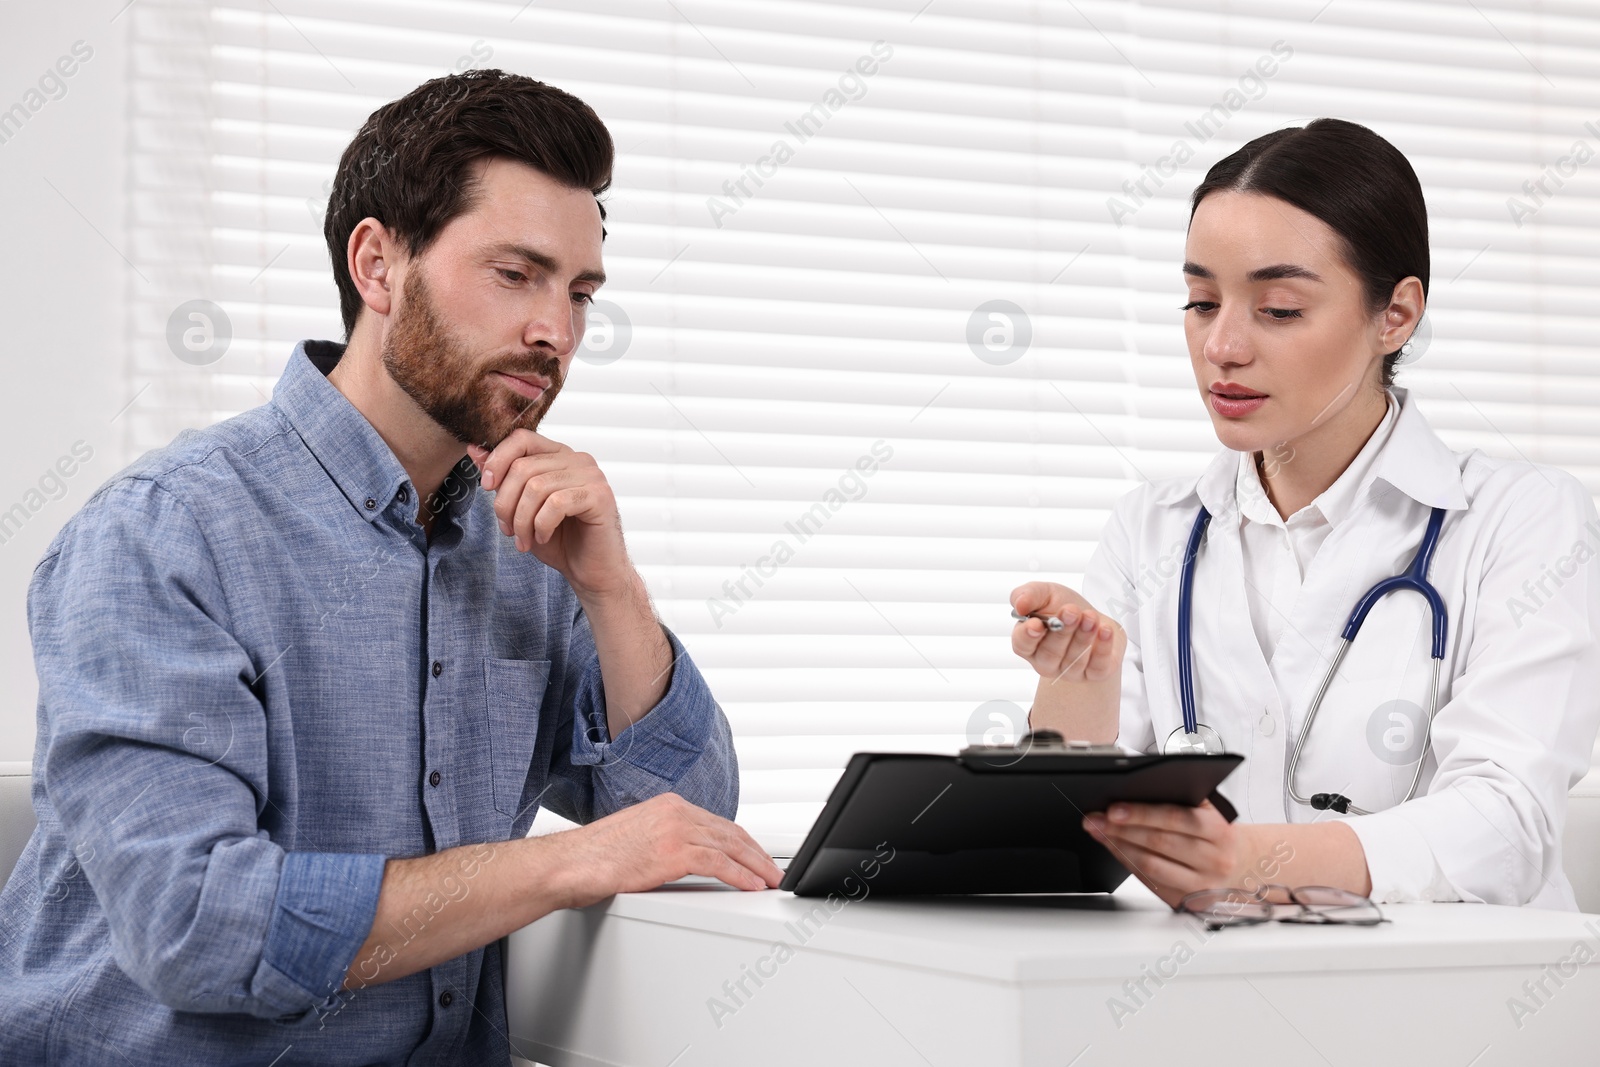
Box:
[1277,489,1442,818]
[1188,456,1286,822]
[1274,393,1469,818]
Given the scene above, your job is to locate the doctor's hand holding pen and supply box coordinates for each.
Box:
[1009,582,1125,745]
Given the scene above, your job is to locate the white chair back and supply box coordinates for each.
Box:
[0,761,35,887]
[1564,760,1600,915]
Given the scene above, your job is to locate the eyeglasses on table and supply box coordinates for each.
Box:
[1177,883,1389,931]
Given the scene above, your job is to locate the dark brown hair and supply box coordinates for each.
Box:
[1189,118,1429,387]
[322,68,614,339]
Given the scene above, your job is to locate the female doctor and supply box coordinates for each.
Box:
[1011,117,1600,911]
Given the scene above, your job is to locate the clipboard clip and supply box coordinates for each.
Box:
[959,729,1121,759]
[958,729,1239,823]
[958,729,1128,770]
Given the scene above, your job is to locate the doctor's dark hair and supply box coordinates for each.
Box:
[322,68,614,340]
[1188,118,1429,387]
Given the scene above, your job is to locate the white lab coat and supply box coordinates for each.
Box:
[1083,388,1600,909]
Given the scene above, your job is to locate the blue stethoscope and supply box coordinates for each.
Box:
[1171,504,1449,815]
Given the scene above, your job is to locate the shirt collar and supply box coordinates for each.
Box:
[1193,385,1467,525]
[1233,452,1281,528]
[271,339,481,527]
[1311,389,1397,526]
[1233,390,1399,530]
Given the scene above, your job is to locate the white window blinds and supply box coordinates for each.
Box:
[127,0,1600,854]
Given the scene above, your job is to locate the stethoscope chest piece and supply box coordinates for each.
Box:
[1163,722,1226,755]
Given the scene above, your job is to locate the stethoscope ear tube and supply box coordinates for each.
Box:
[1284,507,1450,815]
[1338,507,1449,658]
[1176,507,1212,736]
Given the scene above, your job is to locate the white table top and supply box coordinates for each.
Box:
[509,878,1600,1067]
[601,877,1600,983]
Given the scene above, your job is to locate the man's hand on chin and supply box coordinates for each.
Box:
[467,431,632,602]
[467,432,670,737]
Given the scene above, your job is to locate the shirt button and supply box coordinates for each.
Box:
[1259,710,1276,737]
[364,497,377,510]
[429,770,441,787]
[431,660,443,678]
[438,990,454,1008]
[398,486,410,503]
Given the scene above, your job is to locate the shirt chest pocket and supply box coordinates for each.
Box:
[482,657,551,817]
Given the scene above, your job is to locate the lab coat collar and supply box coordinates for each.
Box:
[1369,387,1470,512]
[1193,447,1241,525]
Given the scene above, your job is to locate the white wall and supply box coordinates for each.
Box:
[0,4,130,762]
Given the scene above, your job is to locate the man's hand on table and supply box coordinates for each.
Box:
[545,793,784,907]
[344,794,779,991]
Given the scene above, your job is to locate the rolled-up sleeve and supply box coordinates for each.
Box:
[1350,472,1600,908]
[30,478,385,1018]
[544,604,738,823]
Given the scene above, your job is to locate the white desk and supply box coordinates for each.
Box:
[506,880,1600,1067]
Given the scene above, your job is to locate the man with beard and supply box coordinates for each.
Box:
[0,70,779,1066]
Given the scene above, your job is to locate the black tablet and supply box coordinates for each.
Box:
[779,748,1243,897]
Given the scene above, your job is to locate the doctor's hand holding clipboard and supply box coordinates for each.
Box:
[1005,117,1600,915]
[1010,579,1306,911]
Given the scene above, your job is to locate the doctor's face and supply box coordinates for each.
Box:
[1181,191,1391,454]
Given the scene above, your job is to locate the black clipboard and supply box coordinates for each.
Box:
[779,746,1243,897]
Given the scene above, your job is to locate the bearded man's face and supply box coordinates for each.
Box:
[378,157,606,448]
[382,262,566,448]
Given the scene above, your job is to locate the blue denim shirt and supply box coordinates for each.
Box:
[0,340,738,1066]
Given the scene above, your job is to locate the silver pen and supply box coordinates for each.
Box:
[1011,608,1065,632]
